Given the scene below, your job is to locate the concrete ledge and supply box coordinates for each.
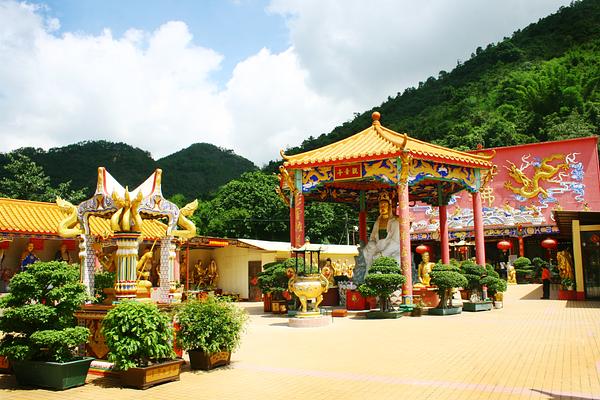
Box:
[288,315,330,328]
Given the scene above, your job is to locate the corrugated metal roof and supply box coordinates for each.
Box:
[283,112,494,169]
[0,197,166,240]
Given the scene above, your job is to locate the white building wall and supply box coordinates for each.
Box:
[213,246,266,299]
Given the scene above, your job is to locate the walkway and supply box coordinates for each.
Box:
[1,284,599,399]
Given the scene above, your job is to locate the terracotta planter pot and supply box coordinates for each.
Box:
[558,289,577,300]
[188,350,231,371]
[120,359,184,390]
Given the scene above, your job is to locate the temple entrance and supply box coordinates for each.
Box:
[582,231,600,298]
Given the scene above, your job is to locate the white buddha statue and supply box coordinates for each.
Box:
[361,192,400,268]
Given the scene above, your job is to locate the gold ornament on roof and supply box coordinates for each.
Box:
[504,154,568,199]
[56,197,83,238]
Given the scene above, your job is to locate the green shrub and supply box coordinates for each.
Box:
[176,297,248,354]
[0,261,90,362]
[480,275,507,298]
[430,263,468,309]
[93,271,115,304]
[257,261,289,295]
[102,301,175,371]
[460,260,487,297]
[513,256,536,282]
[358,257,405,312]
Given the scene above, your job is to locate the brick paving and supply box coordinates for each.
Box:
[1,284,600,399]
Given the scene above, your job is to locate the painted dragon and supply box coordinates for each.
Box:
[503,154,568,199]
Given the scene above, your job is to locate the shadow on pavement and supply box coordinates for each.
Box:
[0,374,24,391]
[565,299,600,308]
[519,284,543,300]
[530,388,598,399]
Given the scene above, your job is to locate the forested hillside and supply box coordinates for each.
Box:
[0,141,256,200]
[272,0,600,167]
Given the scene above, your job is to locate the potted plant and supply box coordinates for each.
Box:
[257,261,289,312]
[428,263,468,315]
[93,271,115,304]
[480,269,508,309]
[358,257,406,319]
[175,296,248,370]
[102,301,182,389]
[410,297,425,317]
[513,257,535,283]
[460,261,493,312]
[558,277,577,300]
[0,261,93,390]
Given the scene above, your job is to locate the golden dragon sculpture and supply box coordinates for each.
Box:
[110,189,144,232]
[56,197,83,238]
[503,154,568,199]
[171,199,199,239]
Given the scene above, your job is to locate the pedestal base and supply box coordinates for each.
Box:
[288,315,330,328]
[412,286,440,307]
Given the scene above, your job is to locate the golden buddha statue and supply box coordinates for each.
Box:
[417,251,434,287]
[207,259,219,287]
[507,264,517,284]
[557,250,574,281]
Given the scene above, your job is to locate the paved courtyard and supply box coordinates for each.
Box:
[1,284,600,399]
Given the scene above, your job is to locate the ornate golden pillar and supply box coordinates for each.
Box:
[113,232,139,301]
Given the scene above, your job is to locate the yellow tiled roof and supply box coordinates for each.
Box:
[0,198,166,239]
[282,112,494,169]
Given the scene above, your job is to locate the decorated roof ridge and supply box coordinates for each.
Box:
[375,125,495,165]
[0,197,166,240]
[282,112,494,168]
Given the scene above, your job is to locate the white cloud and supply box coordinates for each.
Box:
[0,0,574,165]
[269,0,573,106]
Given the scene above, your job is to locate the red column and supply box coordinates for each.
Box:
[518,237,524,257]
[359,210,367,244]
[398,183,412,304]
[294,192,305,247]
[289,203,296,247]
[439,204,450,264]
[472,191,486,265]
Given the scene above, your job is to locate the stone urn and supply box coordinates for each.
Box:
[288,273,329,317]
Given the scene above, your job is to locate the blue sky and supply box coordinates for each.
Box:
[0,0,573,164]
[39,0,289,87]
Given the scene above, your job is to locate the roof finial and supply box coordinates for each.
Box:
[372,111,381,125]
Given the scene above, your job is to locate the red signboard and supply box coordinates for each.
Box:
[334,164,362,180]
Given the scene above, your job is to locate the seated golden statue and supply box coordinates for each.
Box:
[416,251,434,287]
[192,260,209,287]
[207,259,219,287]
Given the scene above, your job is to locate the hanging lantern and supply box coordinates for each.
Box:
[541,237,558,250]
[415,244,431,254]
[497,240,512,252]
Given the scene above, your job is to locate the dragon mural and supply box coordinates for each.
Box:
[504,154,569,199]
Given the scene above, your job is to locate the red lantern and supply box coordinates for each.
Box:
[541,237,558,250]
[497,240,512,252]
[415,244,431,254]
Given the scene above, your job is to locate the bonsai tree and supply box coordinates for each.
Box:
[102,301,175,371]
[257,260,290,299]
[429,263,468,309]
[480,268,507,300]
[0,261,89,363]
[358,256,406,312]
[175,296,248,370]
[513,256,534,283]
[460,260,487,301]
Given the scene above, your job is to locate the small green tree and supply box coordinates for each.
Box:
[0,261,90,362]
[513,256,535,283]
[430,263,468,309]
[257,261,290,298]
[358,257,406,312]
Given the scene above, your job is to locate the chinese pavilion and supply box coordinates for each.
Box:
[278,112,494,303]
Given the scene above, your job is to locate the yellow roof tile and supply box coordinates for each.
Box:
[0,198,166,240]
[283,112,494,169]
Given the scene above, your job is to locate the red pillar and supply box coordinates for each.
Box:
[398,183,412,304]
[439,204,450,264]
[359,211,367,244]
[518,237,524,257]
[472,191,486,265]
[294,192,305,247]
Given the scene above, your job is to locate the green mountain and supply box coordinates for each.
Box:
[273,0,600,166]
[0,141,256,200]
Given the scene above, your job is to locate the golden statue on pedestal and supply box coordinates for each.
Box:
[416,251,434,287]
[507,265,517,284]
